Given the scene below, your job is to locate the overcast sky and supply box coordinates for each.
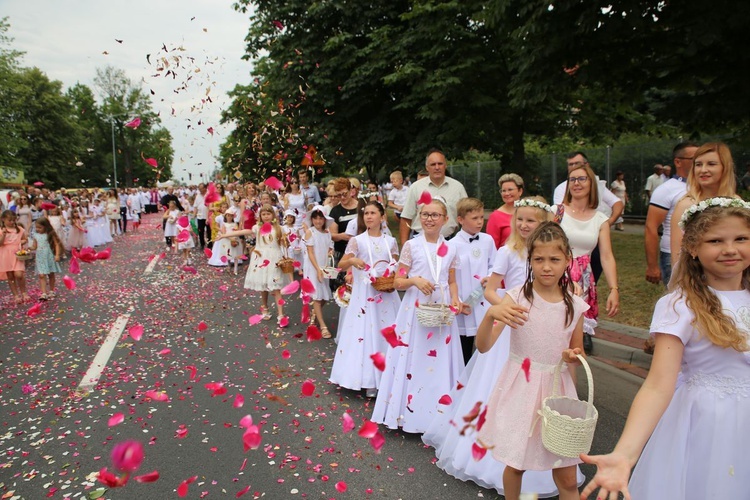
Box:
[3,0,253,184]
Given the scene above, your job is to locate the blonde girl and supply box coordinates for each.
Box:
[0,210,29,304]
[583,199,750,500]
[220,204,289,326]
[68,209,86,251]
[301,206,334,338]
[371,195,463,433]
[670,142,739,265]
[28,217,63,300]
[423,197,578,498]
[163,200,180,250]
[476,222,588,500]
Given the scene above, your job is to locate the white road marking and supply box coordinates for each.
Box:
[77,308,134,392]
[144,253,161,274]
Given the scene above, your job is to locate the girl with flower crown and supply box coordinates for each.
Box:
[583,198,750,500]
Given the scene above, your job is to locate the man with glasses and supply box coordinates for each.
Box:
[644,141,699,286]
[399,148,468,244]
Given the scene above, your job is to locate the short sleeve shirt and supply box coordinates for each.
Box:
[649,178,687,254]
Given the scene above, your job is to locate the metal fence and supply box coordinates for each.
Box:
[449,139,750,218]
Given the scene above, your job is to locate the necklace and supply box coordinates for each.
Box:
[369,234,383,253]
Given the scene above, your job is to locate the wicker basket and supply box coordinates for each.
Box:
[277,257,295,274]
[539,354,598,458]
[321,256,338,279]
[15,252,34,261]
[334,284,352,308]
[230,238,240,248]
[371,260,395,293]
[415,303,454,327]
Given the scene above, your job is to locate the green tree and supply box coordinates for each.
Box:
[93,66,174,187]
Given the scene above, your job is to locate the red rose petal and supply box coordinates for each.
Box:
[301,379,315,397]
[417,190,432,205]
[108,412,125,427]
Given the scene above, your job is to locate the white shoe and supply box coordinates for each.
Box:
[365,388,378,398]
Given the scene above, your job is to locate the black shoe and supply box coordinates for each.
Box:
[583,333,593,355]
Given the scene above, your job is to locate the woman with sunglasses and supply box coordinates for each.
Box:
[554,164,620,350]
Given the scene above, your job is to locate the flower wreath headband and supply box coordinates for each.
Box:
[514,199,553,213]
[678,197,750,229]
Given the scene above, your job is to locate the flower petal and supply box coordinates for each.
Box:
[357,420,378,439]
[301,379,315,397]
[62,275,76,290]
[370,352,385,371]
[280,280,300,295]
[128,324,144,341]
[438,394,452,405]
[417,190,432,205]
[436,242,448,257]
[341,413,355,433]
[108,412,125,427]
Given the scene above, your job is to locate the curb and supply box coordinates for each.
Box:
[592,319,652,378]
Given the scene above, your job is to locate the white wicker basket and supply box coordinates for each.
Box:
[415,303,454,327]
[539,354,598,458]
[321,256,339,279]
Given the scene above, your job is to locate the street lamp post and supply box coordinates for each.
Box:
[110,118,118,190]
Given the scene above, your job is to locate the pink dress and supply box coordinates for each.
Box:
[0,227,26,279]
[478,286,588,471]
[485,209,512,249]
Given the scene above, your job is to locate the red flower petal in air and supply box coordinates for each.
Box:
[300,303,310,324]
[128,324,144,341]
[381,325,408,348]
[134,470,160,483]
[239,415,254,429]
[427,349,437,357]
[417,190,432,205]
[97,467,126,488]
[370,352,385,371]
[521,357,531,382]
[306,325,322,342]
[62,275,76,290]
[300,278,316,294]
[462,401,482,423]
[204,248,212,258]
[259,259,270,268]
[243,427,261,451]
[108,412,125,427]
[41,202,57,211]
[341,413,355,433]
[357,420,379,439]
[437,242,448,257]
[141,152,157,168]
[111,440,144,473]
[264,175,284,191]
[279,316,289,327]
[69,257,80,275]
[280,280,300,295]
[95,247,112,260]
[236,485,251,497]
[370,431,385,453]
[260,222,272,235]
[234,394,244,408]
[272,20,284,30]
[176,230,190,243]
[198,321,208,331]
[124,117,141,129]
[471,442,487,461]
[438,394,452,405]
[301,379,315,396]
[26,303,42,318]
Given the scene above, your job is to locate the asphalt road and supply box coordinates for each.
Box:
[0,214,642,499]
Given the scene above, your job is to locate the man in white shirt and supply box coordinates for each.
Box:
[399,149,468,243]
[127,189,143,229]
[297,169,321,208]
[644,141,699,286]
[644,164,665,200]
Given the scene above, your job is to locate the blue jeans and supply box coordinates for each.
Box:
[660,251,672,286]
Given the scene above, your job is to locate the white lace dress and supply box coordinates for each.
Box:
[629,289,750,499]
[371,235,464,433]
[329,233,401,391]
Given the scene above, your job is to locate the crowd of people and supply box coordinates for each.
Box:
[2,142,748,499]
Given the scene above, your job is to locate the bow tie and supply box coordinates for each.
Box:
[469,235,479,243]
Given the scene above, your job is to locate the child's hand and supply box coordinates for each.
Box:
[480,276,489,287]
[489,302,528,328]
[317,269,324,283]
[460,303,472,315]
[562,348,582,363]
[572,282,583,296]
[413,276,435,296]
[351,258,367,271]
[579,451,633,500]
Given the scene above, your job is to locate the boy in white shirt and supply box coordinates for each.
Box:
[387,170,408,220]
[449,197,496,365]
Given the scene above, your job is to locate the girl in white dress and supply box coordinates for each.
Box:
[224,209,244,274]
[423,198,584,497]
[175,215,195,266]
[330,201,401,396]
[207,203,229,267]
[80,201,97,248]
[221,204,290,326]
[162,200,180,251]
[371,196,463,433]
[583,198,750,500]
[301,206,334,337]
[282,210,303,277]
